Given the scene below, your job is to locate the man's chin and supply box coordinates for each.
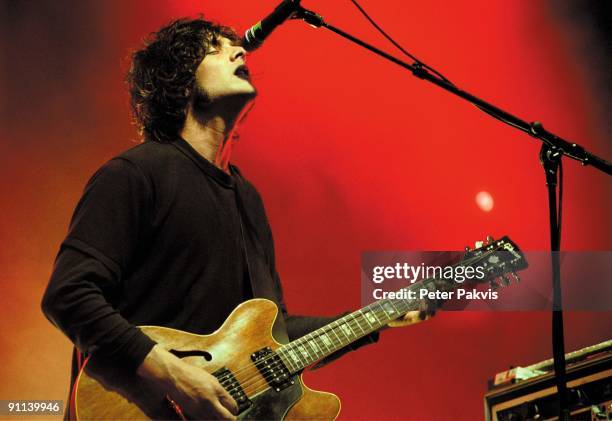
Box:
[235,86,258,100]
[246,86,258,98]
[239,80,257,95]
[218,89,257,109]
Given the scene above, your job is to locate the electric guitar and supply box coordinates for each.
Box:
[73,236,527,420]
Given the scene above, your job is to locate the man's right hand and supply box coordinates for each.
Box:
[137,345,238,420]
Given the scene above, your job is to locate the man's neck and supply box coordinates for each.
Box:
[180,98,248,171]
[181,114,231,166]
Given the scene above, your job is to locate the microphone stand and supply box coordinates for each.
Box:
[292,6,612,420]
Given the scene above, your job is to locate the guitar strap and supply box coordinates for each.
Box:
[234,187,290,346]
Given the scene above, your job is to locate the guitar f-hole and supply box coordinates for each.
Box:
[168,349,213,361]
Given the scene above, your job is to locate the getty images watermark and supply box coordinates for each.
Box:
[361,250,612,311]
[370,261,496,301]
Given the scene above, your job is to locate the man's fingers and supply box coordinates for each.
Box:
[418,299,436,320]
[217,388,239,416]
[387,310,420,327]
[418,307,436,320]
[404,310,421,323]
[213,401,237,421]
[388,302,437,327]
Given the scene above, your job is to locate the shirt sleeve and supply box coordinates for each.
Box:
[41,158,156,371]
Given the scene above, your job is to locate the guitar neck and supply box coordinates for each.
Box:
[277,277,449,374]
[276,237,527,374]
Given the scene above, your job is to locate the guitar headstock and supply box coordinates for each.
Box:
[461,235,528,288]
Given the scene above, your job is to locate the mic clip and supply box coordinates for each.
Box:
[292,6,325,28]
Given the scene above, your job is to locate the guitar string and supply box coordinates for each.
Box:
[219,284,429,391]
[216,296,399,394]
[218,311,383,391]
[228,291,500,397]
[220,245,503,386]
[223,270,435,390]
[221,246,508,399]
[233,280,467,398]
[233,286,465,398]
[223,305,395,398]
[219,246,507,398]
[218,246,509,398]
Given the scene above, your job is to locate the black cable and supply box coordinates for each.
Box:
[347,0,532,133]
[348,0,455,85]
[558,158,563,247]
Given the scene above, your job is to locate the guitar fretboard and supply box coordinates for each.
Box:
[276,277,447,373]
[275,240,522,374]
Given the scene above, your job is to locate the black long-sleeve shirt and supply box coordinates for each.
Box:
[42,137,377,380]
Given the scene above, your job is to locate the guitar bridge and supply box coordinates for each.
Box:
[212,367,252,413]
[251,347,294,392]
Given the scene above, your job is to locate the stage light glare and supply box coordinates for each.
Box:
[476,191,494,212]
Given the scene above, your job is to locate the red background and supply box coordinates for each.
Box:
[1,1,611,420]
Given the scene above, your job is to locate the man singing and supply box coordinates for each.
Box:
[42,17,427,420]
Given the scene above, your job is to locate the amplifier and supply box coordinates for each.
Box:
[484,351,611,420]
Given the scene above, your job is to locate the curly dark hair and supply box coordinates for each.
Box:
[127,17,239,143]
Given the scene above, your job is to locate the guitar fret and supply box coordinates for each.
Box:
[277,348,294,372]
[297,344,309,360]
[308,334,322,357]
[297,340,311,366]
[288,349,301,367]
[296,338,313,365]
[373,303,386,324]
[303,334,320,361]
[363,309,378,326]
[314,334,326,358]
[388,300,400,314]
[382,300,398,318]
[284,348,296,372]
[396,297,409,313]
[280,307,393,374]
[281,300,407,374]
[398,300,410,313]
[335,320,352,346]
[352,313,367,334]
[348,313,363,335]
[358,310,370,328]
[336,320,351,342]
[320,332,332,350]
[340,322,354,338]
[329,322,343,350]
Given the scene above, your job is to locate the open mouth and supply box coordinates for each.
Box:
[234,65,250,81]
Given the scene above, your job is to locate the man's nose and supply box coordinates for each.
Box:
[231,45,247,62]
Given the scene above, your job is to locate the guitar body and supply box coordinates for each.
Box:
[73,299,340,420]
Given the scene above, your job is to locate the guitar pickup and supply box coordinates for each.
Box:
[212,367,252,413]
[251,347,294,392]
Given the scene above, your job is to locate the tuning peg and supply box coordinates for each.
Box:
[500,275,511,287]
[464,246,470,252]
[489,279,500,290]
[486,235,495,244]
[510,272,521,283]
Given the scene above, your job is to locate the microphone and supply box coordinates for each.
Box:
[242,0,301,51]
